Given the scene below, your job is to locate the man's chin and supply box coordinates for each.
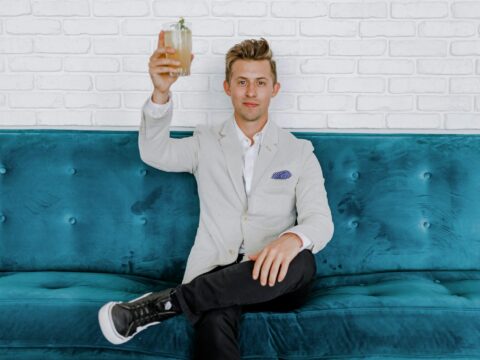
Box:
[238,111,262,122]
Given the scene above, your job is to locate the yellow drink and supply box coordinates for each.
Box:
[163,20,192,77]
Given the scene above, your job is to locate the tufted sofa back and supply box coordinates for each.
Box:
[310,133,480,276]
[1,130,480,282]
[0,130,199,283]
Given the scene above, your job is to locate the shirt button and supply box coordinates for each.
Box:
[229,249,235,255]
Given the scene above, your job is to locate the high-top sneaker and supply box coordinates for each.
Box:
[98,288,181,345]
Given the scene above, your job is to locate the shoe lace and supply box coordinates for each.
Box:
[131,300,164,328]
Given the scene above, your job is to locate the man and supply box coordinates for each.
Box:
[98,31,334,360]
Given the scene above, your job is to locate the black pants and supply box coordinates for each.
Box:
[173,249,317,360]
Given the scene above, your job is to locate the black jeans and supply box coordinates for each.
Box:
[173,249,317,360]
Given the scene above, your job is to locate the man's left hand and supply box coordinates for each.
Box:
[247,233,302,287]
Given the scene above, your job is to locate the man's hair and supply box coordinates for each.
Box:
[225,37,277,86]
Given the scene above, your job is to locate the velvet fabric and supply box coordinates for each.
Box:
[1,129,480,359]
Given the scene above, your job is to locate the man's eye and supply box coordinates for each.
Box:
[239,81,246,85]
[258,81,266,85]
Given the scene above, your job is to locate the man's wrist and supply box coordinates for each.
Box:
[151,90,170,105]
[282,232,303,249]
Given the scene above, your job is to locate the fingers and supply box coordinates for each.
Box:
[151,67,181,76]
[149,58,181,68]
[150,47,176,62]
[149,66,179,75]
[277,261,289,283]
[252,250,266,281]
[252,249,291,287]
[149,56,181,75]
[268,257,283,287]
[157,30,164,49]
[260,252,275,286]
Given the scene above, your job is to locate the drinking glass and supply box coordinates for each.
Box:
[162,20,192,77]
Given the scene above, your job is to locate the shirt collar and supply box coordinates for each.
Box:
[233,117,269,148]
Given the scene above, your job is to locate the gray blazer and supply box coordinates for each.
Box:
[138,97,334,284]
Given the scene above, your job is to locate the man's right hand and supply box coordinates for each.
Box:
[148,30,195,104]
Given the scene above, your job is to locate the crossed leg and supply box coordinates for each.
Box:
[97,247,316,353]
[173,249,317,360]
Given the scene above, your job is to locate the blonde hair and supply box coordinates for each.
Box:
[225,38,277,86]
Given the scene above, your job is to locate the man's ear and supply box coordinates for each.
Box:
[223,80,231,96]
[272,82,281,97]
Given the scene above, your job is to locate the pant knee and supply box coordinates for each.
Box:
[296,249,317,283]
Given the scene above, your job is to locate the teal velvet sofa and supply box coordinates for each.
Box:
[1,129,480,359]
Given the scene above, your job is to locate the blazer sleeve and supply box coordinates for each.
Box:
[138,92,200,174]
[284,140,334,254]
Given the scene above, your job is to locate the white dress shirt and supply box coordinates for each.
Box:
[143,93,313,255]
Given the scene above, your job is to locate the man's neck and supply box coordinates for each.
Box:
[234,113,268,144]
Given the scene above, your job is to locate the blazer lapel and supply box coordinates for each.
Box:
[219,116,247,208]
[218,115,280,205]
[249,118,279,194]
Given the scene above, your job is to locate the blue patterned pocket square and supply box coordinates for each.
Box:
[271,170,292,180]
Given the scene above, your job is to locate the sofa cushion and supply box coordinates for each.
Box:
[1,270,479,359]
[0,271,194,358]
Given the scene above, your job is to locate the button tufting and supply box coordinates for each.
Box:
[0,214,5,223]
[350,220,359,228]
[69,217,77,225]
[140,169,147,176]
[423,221,430,228]
[351,171,359,180]
[69,168,77,175]
[0,167,6,174]
[423,172,432,179]
[140,217,147,225]
[434,279,441,283]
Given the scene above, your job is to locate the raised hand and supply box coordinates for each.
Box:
[148,30,195,95]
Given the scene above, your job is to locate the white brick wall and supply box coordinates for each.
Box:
[0,0,479,132]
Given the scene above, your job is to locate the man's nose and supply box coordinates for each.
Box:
[246,83,256,96]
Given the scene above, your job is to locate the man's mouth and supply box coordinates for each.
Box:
[243,102,258,108]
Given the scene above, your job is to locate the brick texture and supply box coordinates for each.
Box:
[0,0,478,131]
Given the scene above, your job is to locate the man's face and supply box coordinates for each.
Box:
[223,59,280,125]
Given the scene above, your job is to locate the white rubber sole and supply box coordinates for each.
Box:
[98,301,130,345]
[98,292,160,345]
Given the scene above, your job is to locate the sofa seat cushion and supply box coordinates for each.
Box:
[0,271,194,359]
[278,270,480,359]
[1,271,480,359]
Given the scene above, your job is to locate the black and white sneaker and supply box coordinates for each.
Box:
[98,288,181,345]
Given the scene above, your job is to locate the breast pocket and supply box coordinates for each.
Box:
[263,175,296,193]
[254,173,296,215]
[255,190,295,217]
